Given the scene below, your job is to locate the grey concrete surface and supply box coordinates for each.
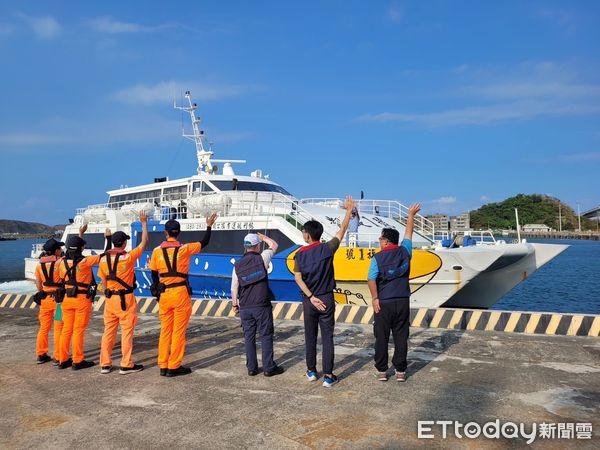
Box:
[0,308,598,449]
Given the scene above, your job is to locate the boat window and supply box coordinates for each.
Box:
[163,185,188,200]
[209,180,290,195]
[192,181,214,193]
[65,233,106,250]
[108,189,161,205]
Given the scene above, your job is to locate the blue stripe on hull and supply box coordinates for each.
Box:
[132,248,304,302]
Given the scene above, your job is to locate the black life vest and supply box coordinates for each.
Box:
[159,246,191,292]
[103,252,137,311]
[374,246,411,301]
[234,251,271,309]
[294,243,336,297]
[40,260,62,289]
[63,259,91,297]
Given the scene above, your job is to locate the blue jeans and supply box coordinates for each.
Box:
[239,306,276,373]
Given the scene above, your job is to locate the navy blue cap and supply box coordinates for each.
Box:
[43,238,65,253]
[111,231,130,246]
[165,219,181,233]
[66,235,86,249]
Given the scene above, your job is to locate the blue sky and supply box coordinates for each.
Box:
[1,1,599,224]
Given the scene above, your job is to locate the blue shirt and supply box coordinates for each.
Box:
[367,239,412,281]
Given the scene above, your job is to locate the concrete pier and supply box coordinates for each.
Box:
[0,308,598,449]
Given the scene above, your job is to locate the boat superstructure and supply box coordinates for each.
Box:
[25,92,568,308]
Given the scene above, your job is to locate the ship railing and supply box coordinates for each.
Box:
[31,243,44,258]
[299,198,435,242]
[433,230,498,246]
[186,191,336,240]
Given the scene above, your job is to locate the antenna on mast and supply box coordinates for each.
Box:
[174,91,246,175]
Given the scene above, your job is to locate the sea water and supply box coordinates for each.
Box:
[1,238,598,314]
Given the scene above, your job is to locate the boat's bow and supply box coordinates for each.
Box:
[530,242,569,268]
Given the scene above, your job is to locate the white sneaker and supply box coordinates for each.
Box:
[306,370,317,382]
[100,366,112,374]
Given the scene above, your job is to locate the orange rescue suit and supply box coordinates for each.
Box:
[98,246,144,369]
[34,256,64,360]
[149,239,202,370]
[57,255,101,363]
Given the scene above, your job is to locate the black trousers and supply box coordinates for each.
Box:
[373,298,409,372]
[239,305,276,373]
[302,293,335,374]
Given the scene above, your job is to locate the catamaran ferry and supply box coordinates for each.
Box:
[25,92,567,309]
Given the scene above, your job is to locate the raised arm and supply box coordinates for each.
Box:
[199,213,218,248]
[257,232,278,252]
[403,203,421,242]
[79,223,88,238]
[104,228,112,253]
[138,211,149,250]
[334,196,356,242]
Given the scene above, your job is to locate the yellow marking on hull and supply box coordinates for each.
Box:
[286,247,443,282]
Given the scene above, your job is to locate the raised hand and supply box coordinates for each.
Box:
[257,232,266,241]
[344,195,356,211]
[139,211,148,223]
[104,228,112,237]
[408,203,421,216]
[206,213,218,227]
[79,223,88,236]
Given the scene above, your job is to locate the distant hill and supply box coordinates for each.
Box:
[470,194,593,231]
[0,220,65,235]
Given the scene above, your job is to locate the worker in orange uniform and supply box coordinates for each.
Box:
[98,211,148,375]
[33,238,66,365]
[57,225,111,370]
[149,213,217,377]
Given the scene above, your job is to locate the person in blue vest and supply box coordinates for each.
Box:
[294,196,355,387]
[231,232,284,377]
[367,203,421,382]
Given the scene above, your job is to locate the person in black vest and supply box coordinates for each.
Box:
[367,203,421,382]
[294,196,355,387]
[231,232,284,377]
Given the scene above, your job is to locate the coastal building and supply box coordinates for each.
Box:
[450,212,470,232]
[426,214,449,233]
[523,224,552,233]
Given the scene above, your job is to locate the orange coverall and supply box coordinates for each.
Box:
[149,239,202,370]
[97,246,144,369]
[34,256,64,359]
[57,255,101,364]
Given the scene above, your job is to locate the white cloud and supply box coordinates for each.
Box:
[480,195,491,202]
[111,81,251,104]
[538,9,578,32]
[358,99,600,127]
[432,196,457,205]
[86,16,176,34]
[17,13,61,39]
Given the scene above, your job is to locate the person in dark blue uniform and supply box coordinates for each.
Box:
[294,196,355,387]
[368,203,421,382]
[231,233,284,377]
